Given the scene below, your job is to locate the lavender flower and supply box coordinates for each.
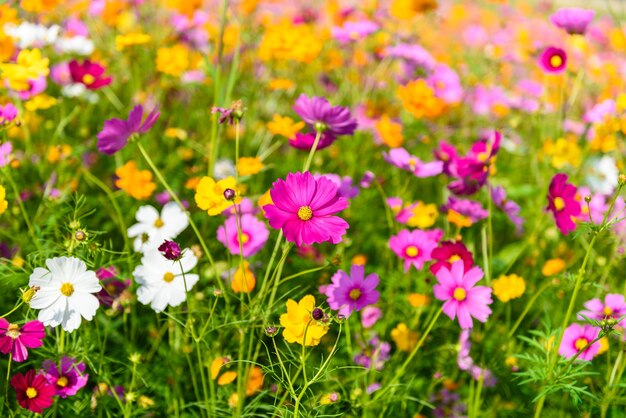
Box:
[325,264,379,317]
[293,94,357,137]
[97,105,160,155]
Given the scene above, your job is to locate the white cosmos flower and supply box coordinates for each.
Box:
[134,249,199,313]
[127,202,189,253]
[55,36,95,55]
[4,22,60,49]
[586,155,618,195]
[28,257,101,332]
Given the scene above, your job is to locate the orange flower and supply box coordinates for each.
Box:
[115,161,156,200]
[231,262,256,293]
[374,115,404,148]
[237,157,264,176]
[447,209,472,228]
[542,258,565,277]
[397,79,446,119]
[246,366,263,396]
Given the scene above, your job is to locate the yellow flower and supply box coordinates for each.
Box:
[389,0,438,20]
[115,32,151,51]
[0,30,15,63]
[267,114,304,139]
[505,356,518,369]
[195,176,241,216]
[0,185,7,214]
[0,49,50,91]
[390,322,418,352]
[407,293,430,308]
[114,161,156,200]
[258,21,323,64]
[447,209,472,228]
[210,357,230,379]
[407,202,438,228]
[20,0,61,12]
[138,395,155,408]
[268,78,294,91]
[25,94,57,112]
[47,144,71,163]
[543,137,581,169]
[351,254,368,265]
[218,371,237,385]
[542,258,565,277]
[374,115,404,148]
[258,189,273,215]
[237,157,264,177]
[246,366,263,396]
[598,336,609,355]
[231,262,256,293]
[492,274,526,302]
[397,79,445,119]
[165,127,188,140]
[280,295,329,346]
[156,44,190,77]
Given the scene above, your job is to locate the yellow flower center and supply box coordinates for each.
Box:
[154,218,164,228]
[604,306,614,316]
[297,206,313,221]
[448,254,461,263]
[408,158,417,169]
[453,287,466,301]
[238,233,250,244]
[6,323,20,339]
[26,387,37,399]
[477,152,489,162]
[553,197,565,211]
[550,55,563,68]
[83,74,96,85]
[575,337,588,351]
[57,376,69,387]
[60,282,74,297]
[163,272,175,283]
[405,245,419,257]
[349,288,361,300]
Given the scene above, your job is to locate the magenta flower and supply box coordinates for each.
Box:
[217,213,269,257]
[546,173,581,234]
[10,369,56,413]
[158,240,182,261]
[0,103,17,125]
[293,94,357,137]
[389,229,439,272]
[559,323,601,361]
[383,147,443,178]
[448,131,501,195]
[326,264,380,317]
[550,8,594,35]
[97,105,160,155]
[0,319,45,362]
[433,261,493,329]
[490,186,524,234]
[42,356,89,398]
[539,47,567,74]
[578,294,626,326]
[263,171,349,246]
[430,241,474,275]
[288,132,337,151]
[96,266,131,311]
[68,59,112,89]
[361,306,382,328]
[433,141,459,176]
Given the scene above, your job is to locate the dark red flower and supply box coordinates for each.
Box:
[10,369,56,413]
[430,241,474,275]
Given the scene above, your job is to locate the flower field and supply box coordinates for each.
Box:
[2,0,626,416]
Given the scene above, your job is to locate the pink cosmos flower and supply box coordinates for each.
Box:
[217,213,269,257]
[433,261,493,329]
[383,147,443,178]
[68,59,112,89]
[550,8,595,35]
[325,264,380,317]
[427,64,463,104]
[289,132,337,151]
[263,171,349,246]
[578,294,626,326]
[0,141,12,167]
[361,306,382,328]
[448,131,501,195]
[42,356,89,398]
[539,47,567,74]
[97,105,160,155]
[332,20,378,44]
[389,229,439,272]
[559,323,601,360]
[0,319,45,362]
[546,173,581,234]
[0,103,18,125]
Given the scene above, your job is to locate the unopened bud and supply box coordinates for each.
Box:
[312,307,324,321]
[75,230,87,241]
[264,326,279,337]
[223,188,236,201]
[584,195,591,203]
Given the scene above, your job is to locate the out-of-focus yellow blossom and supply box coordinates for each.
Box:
[114,161,156,200]
[591,119,619,152]
[20,0,61,13]
[166,0,202,17]
[47,144,72,163]
[156,44,190,77]
[185,176,200,190]
[375,115,404,148]
[0,49,50,91]
[397,80,445,119]
[238,0,259,15]
[165,127,188,140]
[231,262,256,293]
[101,0,128,27]
[609,28,626,52]
[598,337,609,355]
[268,78,294,91]
[12,255,24,268]
[0,31,15,63]
[246,366,263,396]
[407,202,438,228]
[0,185,7,214]
[218,371,237,385]
[543,137,581,169]
[115,33,151,51]
[210,357,230,379]
[237,157,264,177]
[351,254,367,265]
[258,189,273,215]
[267,114,304,138]
[320,392,340,405]
[280,295,329,346]
[25,95,57,112]
[0,5,18,27]
[138,395,155,408]
[408,293,430,308]
[492,274,526,302]
[389,0,438,20]
[391,322,418,352]
[505,356,518,369]
[194,176,241,216]
[542,258,565,277]
[258,21,323,64]
[447,209,472,228]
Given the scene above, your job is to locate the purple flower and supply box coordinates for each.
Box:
[315,174,359,199]
[361,306,382,328]
[539,47,567,74]
[211,100,244,125]
[326,264,380,317]
[442,197,488,223]
[332,20,378,44]
[490,186,524,234]
[288,132,337,151]
[293,94,357,137]
[96,266,131,311]
[383,147,443,178]
[550,8,595,35]
[359,171,375,188]
[427,64,463,104]
[158,240,182,260]
[42,356,89,398]
[457,330,497,387]
[353,335,390,370]
[97,105,160,155]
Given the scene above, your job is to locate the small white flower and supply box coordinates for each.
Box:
[28,257,101,332]
[55,36,95,55]
[586,155,618,195]
[214,158,236,179]
[134,249,199,313]
[4,22,60,49]
[127,202,189,253]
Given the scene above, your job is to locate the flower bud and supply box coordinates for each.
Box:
[264,326,279,337]
[223,188,236,201]
[158,240,182,261]
[312,307,324,321]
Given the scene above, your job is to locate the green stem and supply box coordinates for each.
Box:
[507,282,551,338]
[302,130,322,173]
